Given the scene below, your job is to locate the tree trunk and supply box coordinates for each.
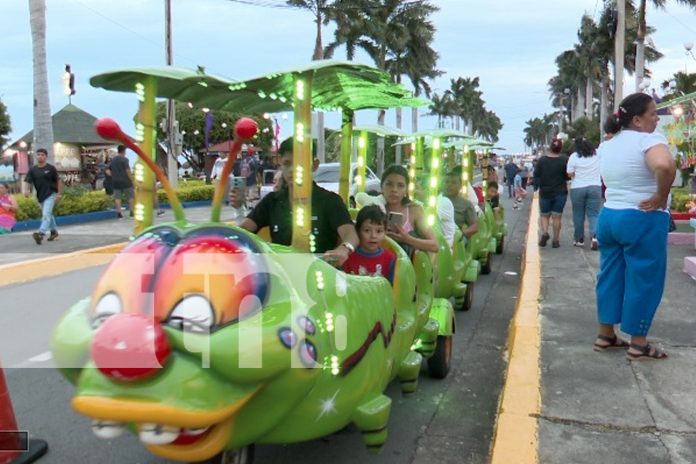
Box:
[377,109,385,176]
[313,10,325,162]
[575,88,585,121]
[466,120,473,135]
[585,78,593,119]
[29,0,54,164]
[411,107,418,133]
[599,73,609,135]
[634,0,647,92]
[395,107,402,164]
[455,117,460,131]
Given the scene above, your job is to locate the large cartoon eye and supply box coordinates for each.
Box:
[167,295,215,334]
[92,293,122,329]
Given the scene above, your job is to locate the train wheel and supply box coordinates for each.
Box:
[459,283,474,311]
[427,335,452,379]
[496,236,504,255]
[196,446,255,464]
[481,253,492,275]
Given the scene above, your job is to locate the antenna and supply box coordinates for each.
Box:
[95,118,186,223]
[210,118,258,222]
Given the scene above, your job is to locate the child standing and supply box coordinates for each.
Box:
[343,205,397,284]
[513,168,527,208]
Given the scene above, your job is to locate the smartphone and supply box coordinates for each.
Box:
[387,212,404,228]
[230,176,246,190]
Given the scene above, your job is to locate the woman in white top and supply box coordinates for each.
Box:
[593,93,675,361]
[567,137,602,249]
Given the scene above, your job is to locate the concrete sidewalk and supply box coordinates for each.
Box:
[0,206,219,267]
[536,206,696,463]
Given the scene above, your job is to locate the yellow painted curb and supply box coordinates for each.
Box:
[490,194,541,464]
[0,242,127,288]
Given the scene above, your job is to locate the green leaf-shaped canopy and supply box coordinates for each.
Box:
[90,60,427,113]
[352,124,408,137]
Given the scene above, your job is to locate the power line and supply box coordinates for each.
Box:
[663,9,696,36]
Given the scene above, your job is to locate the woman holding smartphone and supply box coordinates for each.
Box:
[380,165,438,254]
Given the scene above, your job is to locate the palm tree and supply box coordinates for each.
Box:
[446,77,484,135]
[427,93,455,129]
[634,0,696,91]
[473,109,503,142]
[286,0,349,163]
[29,0,54,164]
[661,71,696,99]
[324,0,439,174]
[523,115,556,154]
[405,55,441,134]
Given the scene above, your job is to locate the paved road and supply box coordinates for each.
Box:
[2,194,529,464]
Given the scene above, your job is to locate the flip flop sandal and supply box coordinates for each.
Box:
[593,334,630,352]
[626,343,668,361]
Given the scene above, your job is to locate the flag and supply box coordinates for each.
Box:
[204,112,214,150]
[274,118,281,153]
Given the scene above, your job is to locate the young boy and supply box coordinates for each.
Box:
[342,205,397,284]
[512,168,527,208]
[487,181,501,221]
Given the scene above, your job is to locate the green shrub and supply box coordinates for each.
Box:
[15,183,214,222]
[158,184,215,204]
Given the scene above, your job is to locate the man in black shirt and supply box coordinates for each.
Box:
[234,138,358,266]
[24,148,62,244]
[107,145,134,219]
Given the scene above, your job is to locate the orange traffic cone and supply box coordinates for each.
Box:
[0,368,47,463]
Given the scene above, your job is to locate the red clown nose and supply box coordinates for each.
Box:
[92,314,171,382]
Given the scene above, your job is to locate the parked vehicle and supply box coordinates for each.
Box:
[313,163,381,201]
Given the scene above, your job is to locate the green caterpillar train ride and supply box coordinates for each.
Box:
[50,62,506,463]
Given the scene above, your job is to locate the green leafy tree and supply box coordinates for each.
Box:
[155,102,273,173]
[0,98,11,149]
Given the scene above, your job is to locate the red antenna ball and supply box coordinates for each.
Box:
[235,117,258,140]
[95,118,124,141]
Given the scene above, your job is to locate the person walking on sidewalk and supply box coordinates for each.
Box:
[567,136,602,249]
[107,145,134,219]
[23,148,62,244]
[594,93,675,360]
[504,159,518,198]
[534,139,569,248]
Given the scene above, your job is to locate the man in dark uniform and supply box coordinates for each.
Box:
[234,138,358,266]
[24,148,62,244]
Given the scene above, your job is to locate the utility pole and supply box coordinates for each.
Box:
[165,0,179,187]
[614,0,625,111]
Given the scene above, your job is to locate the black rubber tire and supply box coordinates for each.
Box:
[459,282,474,311]
[427,335,452,379]
[496,235,504,255]
[481,253,492,275]
[195,446,255,464]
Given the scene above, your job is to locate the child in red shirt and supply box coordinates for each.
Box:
[342,205,397,284]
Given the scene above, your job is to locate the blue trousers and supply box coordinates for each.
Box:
[570,186,603,242]
[38,193,58,235]
[595,208,669,336]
